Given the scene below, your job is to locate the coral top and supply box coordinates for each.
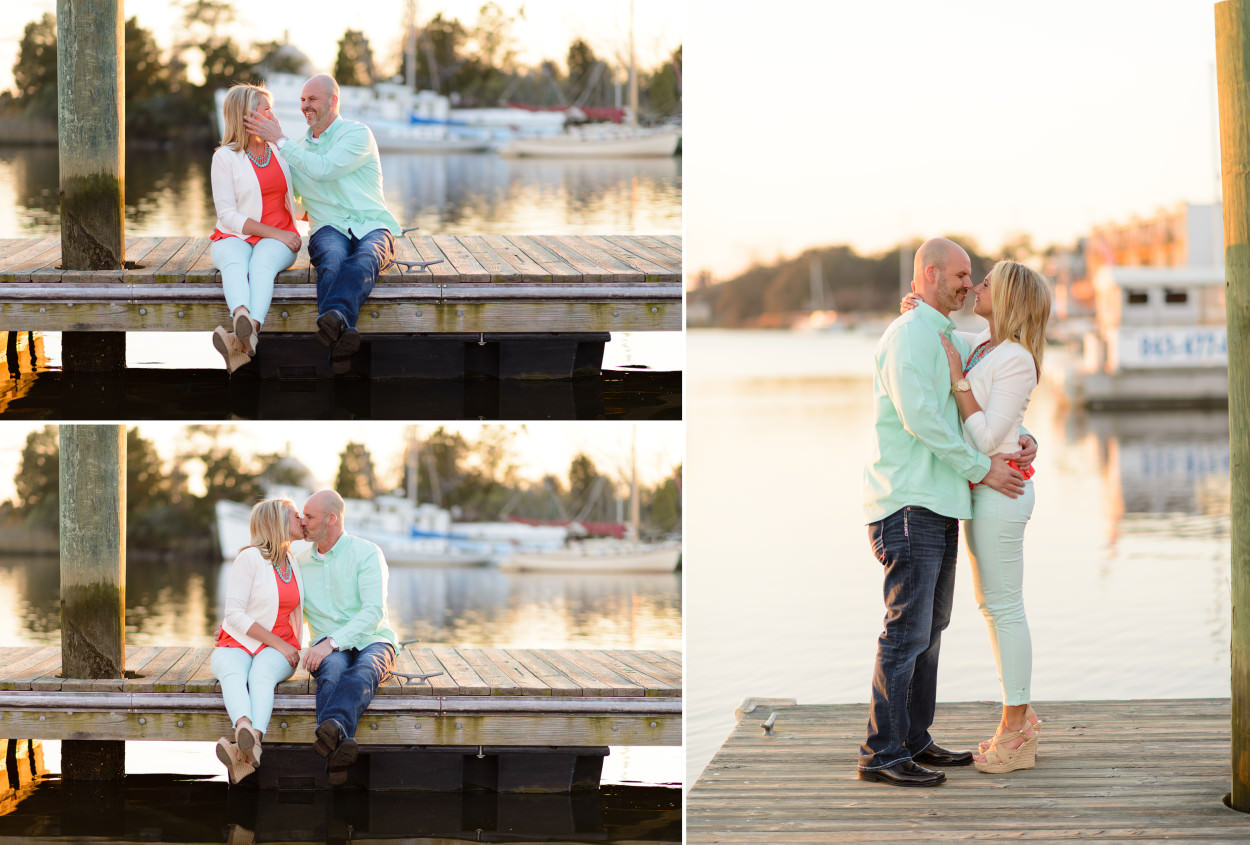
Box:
[216,564,302,653]
[211,154,296,244]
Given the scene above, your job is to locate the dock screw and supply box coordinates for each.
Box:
[177,720,184,728]
[281,310,290,318]
[38,715,45,722]
[476,746,485,759]
[138,717,146,725]
[280,721,288,729]
[456,310,464,317]
[39,306,46,313]
[177,311,185,318]
[369,723,377,730]
[651,307,659,313]
[650,721,658,728]
[371,311,379,319]
[613,310,620,317]
[138,308,146,315]
[416,310,423,317]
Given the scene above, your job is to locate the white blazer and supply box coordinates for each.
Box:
[958,330,1037,457]
[210,144,297,238]
[220,546,306,653]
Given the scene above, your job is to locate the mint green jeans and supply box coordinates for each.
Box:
[965,479,1035,706]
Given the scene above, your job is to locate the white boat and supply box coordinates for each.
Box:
[1056,265,1227,408]
[213,74,494,154]
[214,487,494,567]
[500,538,681,574]
[496,125,680,159]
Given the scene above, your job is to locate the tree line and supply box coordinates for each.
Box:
[2,425,682,556]
[4,1,682,146]
[688,235,1054,328]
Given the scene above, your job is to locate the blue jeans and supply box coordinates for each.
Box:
[307,226,395,328]
[313,642,396,739]
[210,236,297,325]
[860,506,959,770]
[211,645,297,735]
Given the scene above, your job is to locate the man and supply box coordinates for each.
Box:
[245,74,400,374]
[298,489,398,785]
[858,237,1034,787]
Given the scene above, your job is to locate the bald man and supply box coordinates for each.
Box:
[858,237,1033,787]
[298,489,397,785]
[246,74,400,374]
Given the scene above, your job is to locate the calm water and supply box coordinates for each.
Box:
[0,556,682,786]
[0,145,683,392]
[684,328,1231,784]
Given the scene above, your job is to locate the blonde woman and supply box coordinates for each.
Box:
[211,498,306,784]
[939,260,1051,774]
[210,84,301,372]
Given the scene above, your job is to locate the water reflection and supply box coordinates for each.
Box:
[0,776,681,843]
[0,556,681,651]
[0,147,681,241]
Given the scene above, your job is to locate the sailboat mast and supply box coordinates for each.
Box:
[630,426,640,541]
[406,0,418,90]
[406,426,418,504]
[628,0,639,126]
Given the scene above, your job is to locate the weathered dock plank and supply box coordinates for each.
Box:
[0,234,682,333]
[687,699,1250,843]
[0,645,681,749]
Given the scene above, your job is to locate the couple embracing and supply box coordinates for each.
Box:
[211,489,397,786]
[859,237,1051,787]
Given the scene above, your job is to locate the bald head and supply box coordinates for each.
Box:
[299,74,340,137]
[302,489,346,552]
[912,237,972,316]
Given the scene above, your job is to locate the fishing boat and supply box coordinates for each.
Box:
[214,486,494,567]
[1055,265,1227,408]
[213,74,495,154]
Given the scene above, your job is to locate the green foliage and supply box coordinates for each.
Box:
[8,7,681,135]
[643,46,682,116]
[334,30,376,88]
[14,426,58,529]
[645,465,682,537]
[12,13,57,118]
[689,239,999,327]
[335,442,377,501]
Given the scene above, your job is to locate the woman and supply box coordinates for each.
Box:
[939,260,1051,774]
[210,83,301,372]
[211,498,306,784]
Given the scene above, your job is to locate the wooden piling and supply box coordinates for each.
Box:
[58,426,126,780]
[56,0,125,371]
[1217,0,1250,812]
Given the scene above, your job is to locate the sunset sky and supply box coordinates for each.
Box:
[685,0,1221,279]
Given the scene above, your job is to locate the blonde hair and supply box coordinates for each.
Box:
[989,260,1051,381]
[243,497,297,564]
[218,84,271,151]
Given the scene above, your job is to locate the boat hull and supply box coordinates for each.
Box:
[501,544,680,574]
[497,128,680,159]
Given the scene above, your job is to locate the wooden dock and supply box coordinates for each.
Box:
[687,698,1250,843]
[0,234,682,334]
[0,645,680,749]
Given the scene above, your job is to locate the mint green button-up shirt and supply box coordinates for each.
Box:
[297,533,398,651]
[863,303,991,523]
[281,117,400,239]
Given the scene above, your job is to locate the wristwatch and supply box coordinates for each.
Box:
[323,636,338,651]
[952,379,971,394]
